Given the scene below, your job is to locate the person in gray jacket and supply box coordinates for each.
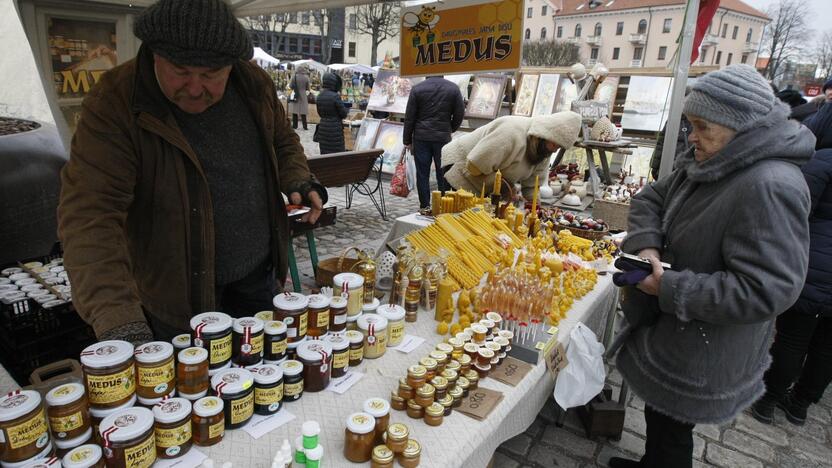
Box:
[609,64,814,468]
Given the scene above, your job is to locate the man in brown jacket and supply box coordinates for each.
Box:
[58,0,326,344]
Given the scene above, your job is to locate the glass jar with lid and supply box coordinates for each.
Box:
[371,444,394,468]
[429,350,448,371]
[389,392,406,411]
[438,394,453,416]
[323,334,349,380]
[464,369,479,390]
[134,341,176,405]
[272,293,309,343]
[418,357,438,380]
[446,359,462,374]
[89,396,136,446]
[0,390,52,464]
[357,314,388,359]
[152,398,192,459]
[297,340,333,392]
[263,321,288,363]
[406,365,426,389]
[328,296,348,333]
[362,297,380,315]
[177,347,209,400]
[254,310,274,323]
[449,386,464,407]
[279,360,304,402]
[171,334,191,356]
[440,369,458,387]
[376,304,405,348]
[62,443,105,468]
[99,406,156,468]
[210,368,254,429]
[362,398,390,446]
[80,340,136,411]
[458,353,472,373]
[384,423,409,454]
[397,378,414,400]
[414,384,435,408]
[343,412,375,463]
[231,317,265,367]
[306,294,331,337]
[430,376,448,400]
[45,382,90,442]
[399,438,422,468]
[333,272,364,316]
[405,399,423,419]
[345,330,364,367]
[191,397,224,447]
[190,312,233,370]
[457,376,471,397]
[249,364,283,415]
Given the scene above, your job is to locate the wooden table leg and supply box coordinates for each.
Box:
[287,239,302,293]
[306,231,319,278]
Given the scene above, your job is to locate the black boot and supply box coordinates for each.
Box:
[751,393,777,424]
[777,392,810,425]
[292,114,298,129]
[608,457,641,468]
[301,114,308,130]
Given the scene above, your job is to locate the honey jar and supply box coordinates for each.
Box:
[189,312,233,370]
[385,423,409,454]
[430,376,448,400]
[210,368,254,429]
[477,348,495,367]
[345,330,364,367]
[405,399,423,419]
[459,354,472,373]
[254,310,274,323]
[438,394,453,416]
[176,347,209,400]
[371,444,394,468]
[376,304,405,347]
[305,294,330,337]
[424,403,444,427]
[435,342,453,356]
[356,260,377,305]
[80,341,136,411]
[464,369,480,390]
[279,360,304,402]
[457,376,471,397]
[171,334,191,355]
[333,272,364,317]
[446,359,461,374]
[323,334,350,380]
[99,406,155,468]
[362,298,380,314]
[249,364,283,415]
[62,443,104,468]
[397,378,414,400]
[498,329,514,345]
[191,397,224,447]
[343,412,375,463]
[480,319,496,337]
[440,369,458,387]
[449,386,464,407]
[418,357,438,380]
[272,292,309,343]
[263,321,288,363]
[0,390,52,465]
[485,341,501,356]
[399,438,422,468]
[414,384,435,408]
[463,342,480,360]
[45,383,90,443]
[406,365,426,389]
[231,317,265,367]
[152,398,192,459]
[494,336,510,354]
[134,341,175,405]
[89,397,136,447]
[297,340,333,392]
[362,398,390,446]
[329,296,348,333]
[357,314,388,359]
[470,324,488,343]
[448,337,465,359]
[389,392,406,411]
[475,363,492,379]
[428,350,448,370]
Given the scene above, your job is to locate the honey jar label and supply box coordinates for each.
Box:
[155,421,192,448]
[230,392,254,425]
[209,335,232,365]
[255,384,283,405]
[333,351,349,369]
[124,433,156,467]
[138,361,174,390]
[349,347,363,361]
[86,367,136,405]
[298,313,308,337]
[284,381,303,397]
[208,421,224,439]
[333,314,347,325]
[271,339,287,355]
[390,322,405,343]
[316,310,330,328]
[49,410,83,435]
[6,409,48,450]
[243,334,264,356]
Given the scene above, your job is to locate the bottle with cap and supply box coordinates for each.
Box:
[305,445,323,468]
[301,421,320,450]
[294,436,306,465]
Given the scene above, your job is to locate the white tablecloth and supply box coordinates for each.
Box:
[200,275,618,468]
[376,213,434,257]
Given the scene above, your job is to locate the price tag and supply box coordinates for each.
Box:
[456,387,503,421]
[390,335,425,353]
[326,371,363,394]
[241,410,296,440]
[154,448,207,467]
[534,342,545,350]
[546,326,558,336]
[545,342,568,379]
[490,357,533,387]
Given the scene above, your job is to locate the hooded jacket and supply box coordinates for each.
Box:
[616,101,814,424]
[440,112,581,198]
[315,73,348,154]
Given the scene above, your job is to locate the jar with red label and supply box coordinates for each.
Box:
[328,296,348,333]
[272,293,309,343]
[305,294,330,337]
[232,317,264,367]
[190,312,233,371]
[296,340,333,393]
[357,315,388,359]
[210,369,254,429]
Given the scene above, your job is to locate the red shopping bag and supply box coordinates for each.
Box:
[389,149,410,198]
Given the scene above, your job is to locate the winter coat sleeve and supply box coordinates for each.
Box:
[466,124,523,176]
[334,95,348,120]
[802,102,832,150]
[802,151,832,215]
[403,88,418,146]
[657,178,810,325]
[621,175,674,254]
[58,90,147,338]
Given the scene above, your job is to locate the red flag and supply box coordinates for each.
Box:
[690,0,721,64]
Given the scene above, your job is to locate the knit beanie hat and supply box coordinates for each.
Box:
[683,64,775,132]
[135,0,253,68]
[823,77,832,93]
[528,111,582,150]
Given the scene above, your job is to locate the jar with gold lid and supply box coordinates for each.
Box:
[134,341,176,405]
[405,365,426,389]
[399,438,422,468]
[263,321,288,364]
[438,394,453,416]
[171,334,191,355]
[464,369,479,390]
[448,338,465,360]
[458,354,472,373]
[232,317,265,367]
[357,314,388,359]
[456,331,473,343]
[329,296,348,333]
[356,259,376,305]
[475,362,492,379]
[428,350,448,369]
[430,376,448,400]
[405,399,423,419]
[371,444,394,468]
[345,330,364,367]
[385,423,409,454]
[389,392,406,411]
[376,304,405,348]
[343,412,375,463]
[190,312,233,371]
[397,379,414,400]
[486,311,503,328]
[176,347,209,401]
[498,329,514,346]
[362,398,390,446]
[254,310,274,323]
[446,359,461,374]
[424,403,444,427]
[305,294,331,337]
[470,324,488,343]
[99,406,155,468]
[485,341,501,356]
[418,357,438,380]
[414,384,435,408]
[435,342,453,356]
[493,336,510,354]
[80,340,136,411]
[0,390,52,465]
[440,369,458,387]
[46,382,90,443]
[476,348,494,367]
[152,397,192,459]
[457,376,470,397]
[449,386,464,407]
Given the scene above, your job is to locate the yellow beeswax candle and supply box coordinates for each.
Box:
[493,170,502,195]
[431,191,442,214]
[531,175,539,215]
[435,277,455,321]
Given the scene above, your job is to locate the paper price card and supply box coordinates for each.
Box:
[545,342,568,379]
[457,387,503,421]
[490,357,533,387]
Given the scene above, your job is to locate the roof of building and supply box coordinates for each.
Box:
[553,0,769,21]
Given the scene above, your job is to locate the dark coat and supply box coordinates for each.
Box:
[803,102,832,150]
[403,76,465,145]
[315,73,348,154]
[649,116,692,180]
[791,97,825,122]
[799,149,832,313]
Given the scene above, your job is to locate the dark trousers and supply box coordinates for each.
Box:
[292,114,308,130]
[763,301,832,403]
[641,405,694,468]
[413,140,450,208]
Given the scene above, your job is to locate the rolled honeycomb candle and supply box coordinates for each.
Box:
[431,191,442,214]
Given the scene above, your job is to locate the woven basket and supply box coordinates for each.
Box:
[592,199,630,231]
[554,225,610,242]
[316,246,367,287]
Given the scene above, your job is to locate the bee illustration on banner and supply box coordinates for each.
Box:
[403,6,440,46]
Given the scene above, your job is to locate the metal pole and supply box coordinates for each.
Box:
[657,0,700,180]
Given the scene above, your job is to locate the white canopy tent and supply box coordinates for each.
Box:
[252,47,279,67]
[327,63,376,75]
[290,59,328,74]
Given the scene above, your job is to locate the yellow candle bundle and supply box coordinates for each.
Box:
[493,170,502,195]
[435,277,455,321]
[431,191,442,214]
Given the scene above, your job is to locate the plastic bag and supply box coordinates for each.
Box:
[553,322,606,410]
[405,149,417,192]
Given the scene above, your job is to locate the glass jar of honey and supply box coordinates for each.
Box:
[323,334,350,380]
[232,317,265,367]
[171,334,191,356]
[343,412,375,463]
[418,357,438,380]
[440,369,458,387]
[345,330,364,367]
[152,398,192,459]
[357,314,388,359]
[0,390,52,465]
[272,292,309,343]
[399,438,422,468]
[279,360,304,402]
[263,321,288,364]
[80,340,136,411]
[98,406,155,468]
[430,376,448,400]
[424,402,444,427]
[371,444,394,468]
[405,399,423,419]
[134,342,175,405]
[249,364,283,415]
[464,369,479,390]
[449,386,464,407]
[190,312,233,371]
[177,347,209,400]
[385,423,409,454]
[457,376,471,397]
[458,354,472,373]
[210,369,254,429]
[89,397,136,447]
[446,359,461,374]
[463,342,479,360]
[406,365,426,389]
[438,394,453,416]
[362,298,380,314]
[389,392,406,411]
[305,294,330,337]
[297,340,333,392]
[329,296,348,333]
[45,383,90,442]
[429,350,448,371]
[62,443,104,468]
[376,304,405,347]
[333,272,364,317]
[397,378,414,400]
[362,398,390,446]
[191,397,224,447]
[414,384,435,408]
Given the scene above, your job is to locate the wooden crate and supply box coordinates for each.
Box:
[592,199,630,231]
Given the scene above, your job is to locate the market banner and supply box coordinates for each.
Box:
[399,0,523,77]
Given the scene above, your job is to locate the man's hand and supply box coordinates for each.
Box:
[404,144,412,153]
[289,190,323,224]
[637,254,664,297]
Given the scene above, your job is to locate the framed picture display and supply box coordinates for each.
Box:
[621,76,673,132]
[531,74,561,117]
[366,69,424,114]
[373,120,406,174]
[593,75,620,117]
[465,74,508,119]
[354,118,382,151]
[555,77,579,113]
[445,74,472,100]
[512,73,539,117]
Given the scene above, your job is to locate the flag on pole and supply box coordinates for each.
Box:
[690,0,721,64]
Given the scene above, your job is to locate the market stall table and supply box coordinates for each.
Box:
[376,212,434,257]
[198,274,617,467]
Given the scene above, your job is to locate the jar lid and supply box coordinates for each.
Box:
[254,311,274,323]
[449,386,464,398]
[333,272,364,288]
[474,363,492,372]
[99,406,154,443]
[372,445,395,463]
[407,365,426,378]
[362,297,380,313]
[296,340,333,364]
[233,317,264,334]
[403,438,422,457]
[478,348,495,359]
[178,346,208,365]
[357,314,388,332]
[398,378,412,390]
[406,399,421,410]
[459,354,472,366]
[448,337,465,348]
[390,391,405,403]
[307,294,331,309]
[279,359,303,376]
[89,395,137,419]
[498,330,514,340]
[323,334,349,351]
[480,319,495,329]
[63,444,103,468]
[377,304,405,321]
[330,296,348,310]
[248,364,283,385]
[171,334,191,349]
[456,332,473,342]
[439,394,454,407]
[425,402,444,417]
[463,342,479,353]
[80,340,134,369]
[418,357,437,370]
[0,389,41,422]
[287,336,307,349]
[345,412,374,434]
[193,396,224,418]
[346,311,363,323]
[302,420,320,436]
[486,311,502,323]
[446,360,461,371]
[435,343,453,354]
[210,368,254,396]
[153,397,192,424]
[45,382,85,407]
[457,376,470,388]
[1,267,23,276]
[134,341,173,363]
[190,312,233,335]
[441,369,458,381]
[386,423,409,441]
[416,384,435,397]
[429,350,447,362]
[362,397,390,417]
[464,369,479,381]
[430,376,448,389]
[494,336,510,347]
[272,292,309,311]
[485,341,501,352]
[345,330,364,344]
[305,445,323,461]
[264,320,287,335]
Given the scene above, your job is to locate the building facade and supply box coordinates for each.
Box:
[551,0,769,69]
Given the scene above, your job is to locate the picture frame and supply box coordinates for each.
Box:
[621,76,674,132]
[593,75,620,117]
[531,74,561,117]
[354,118,382,151]
[372,120,406,174]
[465,73,508,119]
[366,69,424,114]
[512,73,539,117]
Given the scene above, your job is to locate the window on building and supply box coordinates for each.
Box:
[289,37,298,52]
[726,53,733,65]
[732,25,738,40]
[721,23,728,38]
[663,18,672,33]
[527,7,533,18]
[637,19,647,34]
[348,41,356,57]
[276,13,285,22]
[715,50,722,64]
[525,28,531,40]
[741,53,748,64]
[700,49,707,63]
[312,39,321,55]
[575,24,582,37]
[288,12,297,23]
[313,11,321,26]
[594,22,602,36]
[612,47,620,60]
[540,28,547,39]
[557,26,563,38]
[542,5,547,16]
[633,47,643,60]
[349,13,357,29]
[658,46,667,60]
[616,22,623,35]
[302,37,310,53]
[590,47,599,60]
[746,28,753,42]
[301,11,310,25]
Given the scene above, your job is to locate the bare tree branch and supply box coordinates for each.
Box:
[242,14,291,56]
[761,0,812,83]
[353,2,401,66]
[815,31,832,79]
[522,40,582,67]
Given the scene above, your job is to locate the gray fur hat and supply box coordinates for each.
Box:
[683,64,775,132]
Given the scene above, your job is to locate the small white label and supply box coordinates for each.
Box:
[326,371,363,395]
[166,446,181,457]
[241,410,296,440]
[155,383,169,394]
[334,315,346,325]
[36,433,48,449]
[194,338,203,347]
[390,335,426,354]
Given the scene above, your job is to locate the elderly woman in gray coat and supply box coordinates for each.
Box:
[609,64,815,468]
[289,66,310,130]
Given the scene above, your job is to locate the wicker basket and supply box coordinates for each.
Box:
[592,199,630,231]
[554,225,610,241]
[316,246,368,287]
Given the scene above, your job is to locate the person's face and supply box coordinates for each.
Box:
[825,88,832,101]
[686,115,737,162]
[153,54,232,114]
[544,141,561,153]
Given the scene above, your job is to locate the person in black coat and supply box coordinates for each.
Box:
[403,76,465,212]
[753,112,832,426]
[315,72,348,155]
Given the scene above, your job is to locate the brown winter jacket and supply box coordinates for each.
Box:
[58,45,321,338]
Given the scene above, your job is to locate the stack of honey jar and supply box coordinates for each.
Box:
[342,398,421,468]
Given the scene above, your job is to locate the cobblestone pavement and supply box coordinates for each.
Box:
[295,128,832,468]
